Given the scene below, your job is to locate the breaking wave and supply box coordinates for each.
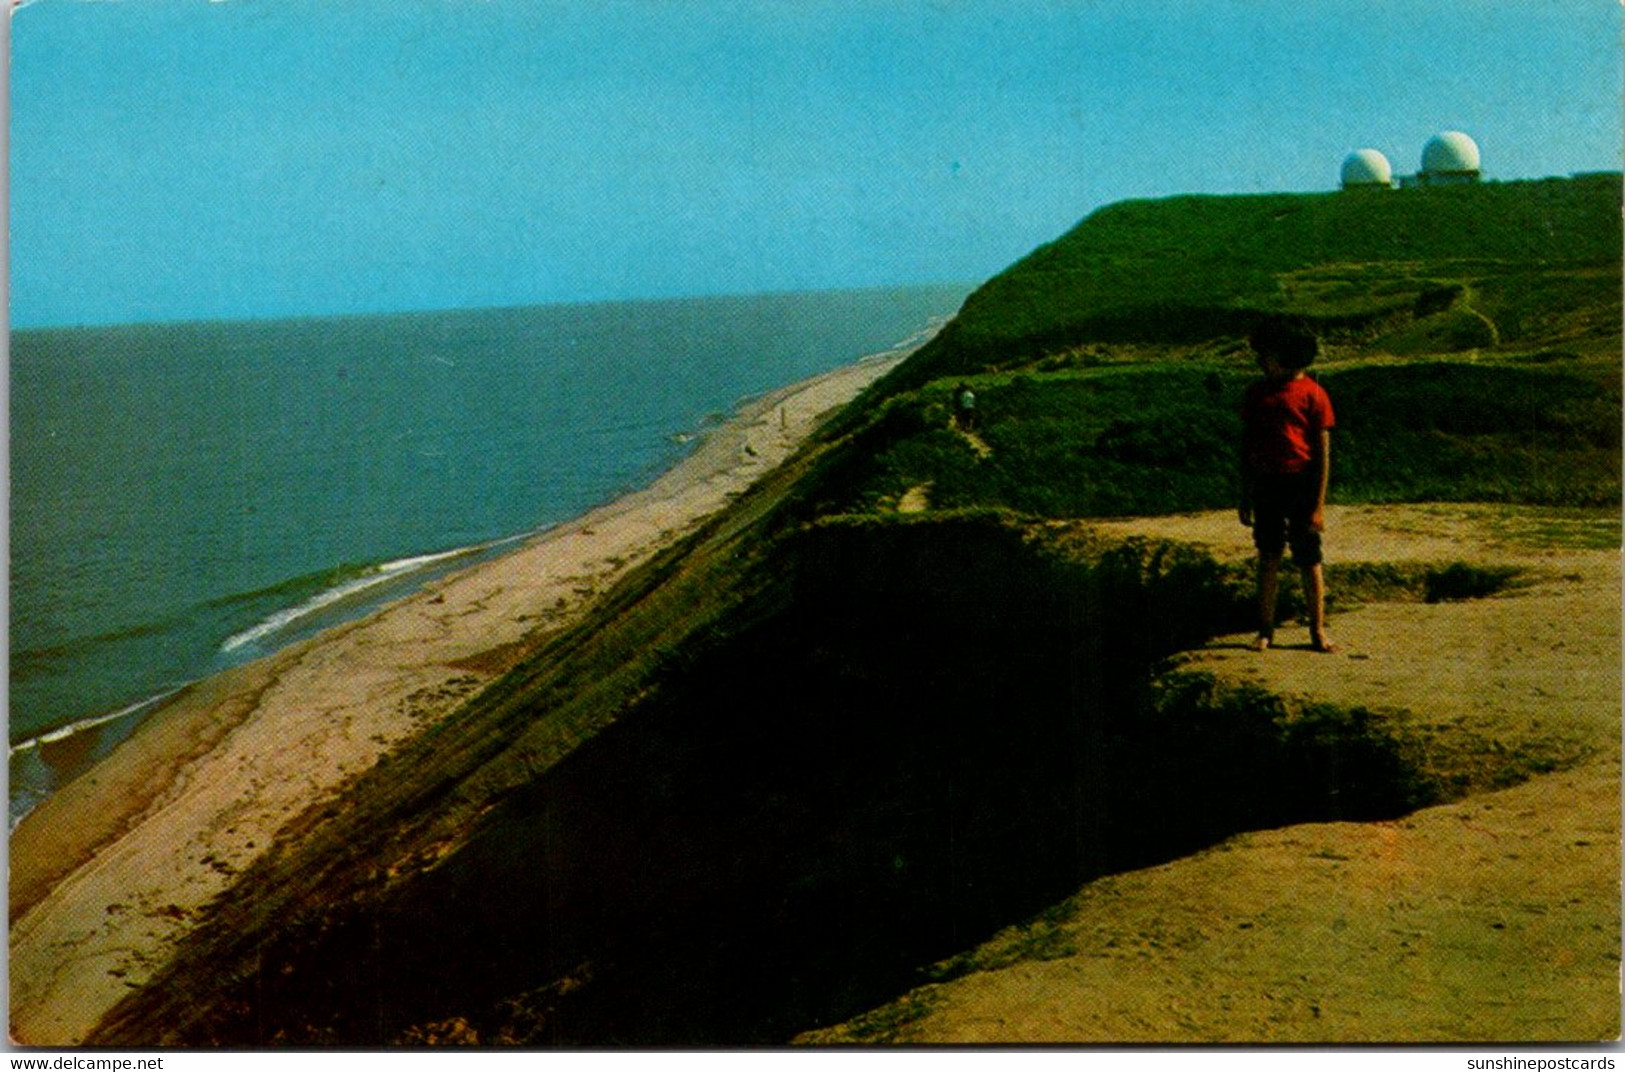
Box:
[9,686,188,758]
[218,539,521,654]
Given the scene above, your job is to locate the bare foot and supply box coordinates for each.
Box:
[1252,633,1273,652]
[1310,634,1338,654]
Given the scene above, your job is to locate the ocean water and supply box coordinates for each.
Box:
[9,285,969,823]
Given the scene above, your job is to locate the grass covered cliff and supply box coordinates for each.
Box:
[884,172,1620,387]
[90,174,1621,1045]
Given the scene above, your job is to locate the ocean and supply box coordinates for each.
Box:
[9,284,970,824]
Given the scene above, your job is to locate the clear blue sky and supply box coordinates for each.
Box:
[10,0,1622,328]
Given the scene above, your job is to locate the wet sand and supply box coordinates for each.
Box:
[9,347,909,1046]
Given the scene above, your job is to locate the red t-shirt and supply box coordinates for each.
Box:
[1241,375,1335,475]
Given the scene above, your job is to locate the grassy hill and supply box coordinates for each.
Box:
[889,173,1621,387]
[90,174,1622,1046]
[824,174,1621,523]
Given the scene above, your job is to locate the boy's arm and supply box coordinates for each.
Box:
[1308,428,1331,532]
[1238,434,1254,526]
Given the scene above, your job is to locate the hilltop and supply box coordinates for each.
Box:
[17,174,1619,1046]
[888,172,1620,387]
[819,176,1619,524]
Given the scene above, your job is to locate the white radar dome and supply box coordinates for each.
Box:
[1340,149,1393,188]
[1421,131,1481,175]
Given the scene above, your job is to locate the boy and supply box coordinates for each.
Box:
[1238,321,1336,653]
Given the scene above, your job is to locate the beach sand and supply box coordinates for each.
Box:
[9,349,909,1046]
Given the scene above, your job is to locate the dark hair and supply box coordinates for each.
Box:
[1248,321,1319,369]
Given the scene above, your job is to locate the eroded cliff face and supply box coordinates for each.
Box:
[85,502,1557,1047]
[800,506,1621,1044]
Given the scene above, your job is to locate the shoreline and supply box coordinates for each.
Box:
[9,342,916,1046]
[6,329,933,822]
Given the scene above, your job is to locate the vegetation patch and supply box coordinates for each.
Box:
[831,359,1619,522]
[1422,563,1521,603]
[1297,560,1522,612]
[1476,505,1622,551]
[922,901,1084,985]
[1374,307,1499,355]
[1327,363,1619,507]
[815,989,945,1044]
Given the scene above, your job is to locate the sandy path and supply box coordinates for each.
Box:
[1089,503,1620,746]
[9,349,908,1046]
[804,503,1621,1043]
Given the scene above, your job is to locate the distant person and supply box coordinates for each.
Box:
[1238,321,1336,653]
[953,383,978,432]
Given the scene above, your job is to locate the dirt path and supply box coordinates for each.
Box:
[803,503,1621,1043]
[957,427,993,458]
[897,483,933,513]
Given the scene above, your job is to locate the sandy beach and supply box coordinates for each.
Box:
[9,347,910,1046]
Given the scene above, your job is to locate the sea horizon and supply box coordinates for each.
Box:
[8,279,979,335]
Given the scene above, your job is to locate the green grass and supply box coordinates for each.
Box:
[834,359,1620,520]
[887,174,1622,388]
[1327,363,1620,507]
[1373,307,1499,355]
[1310,560,1522,613]
[1476,505,1622,550]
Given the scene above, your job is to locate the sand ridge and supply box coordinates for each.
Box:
[8,349,910,1047]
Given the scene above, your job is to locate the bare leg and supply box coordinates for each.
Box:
[1301,563,1336,652]
[1255,552,1282,649]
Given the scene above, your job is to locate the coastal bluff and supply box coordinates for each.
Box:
[803,506,1620,1042]
[14,174,1621,1046]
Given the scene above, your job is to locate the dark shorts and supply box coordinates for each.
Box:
[1251,470,1323,565]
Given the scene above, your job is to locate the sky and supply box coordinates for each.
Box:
[8,0,1622,328]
